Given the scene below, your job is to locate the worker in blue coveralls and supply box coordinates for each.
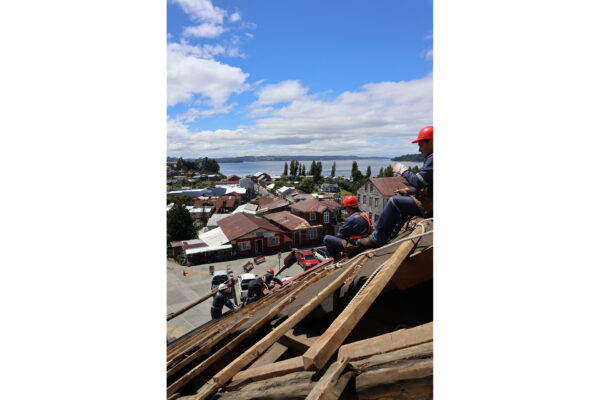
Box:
[358,126,433,249]
[211,283,238,319]
[323,195,373,261]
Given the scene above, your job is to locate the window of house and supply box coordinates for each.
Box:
[268,236,280,247]
[309,212,316,221]
[324,211,330,224]
[357,194,361,202]
[374,214,379,223]
[375,198,379,207]
[238,241,250,251]
[369,197,373,206]
[369,212,373,220]
[307,229,318,240]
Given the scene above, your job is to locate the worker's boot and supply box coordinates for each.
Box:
[356,236,378,250]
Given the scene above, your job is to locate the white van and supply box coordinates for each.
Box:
[238,273,257,301]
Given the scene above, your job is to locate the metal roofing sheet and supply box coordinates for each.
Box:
[263,211,315,231]
[217,212,283,241]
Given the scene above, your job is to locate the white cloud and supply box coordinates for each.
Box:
[426,49,433,60]
[168,74,433,157]
[229,12,241,23]
[172,0,227,24]
[168,41,225,59]
[256,80,308,105]
[167,44,250,109]
[183,23,226,38]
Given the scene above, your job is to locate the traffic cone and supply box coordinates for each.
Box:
[182,270,187,277]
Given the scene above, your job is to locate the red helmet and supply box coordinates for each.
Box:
[267,268,274,274]
[343,195,358,207]
[412,126,433,143]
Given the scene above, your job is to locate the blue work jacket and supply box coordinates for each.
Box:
[212,291,234,310]
[402,152,433,197]
[336,210,372,240]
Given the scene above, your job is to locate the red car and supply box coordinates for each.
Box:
[295,250,319,270]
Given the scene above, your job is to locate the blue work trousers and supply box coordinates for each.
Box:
[323,235,344,259]
[371,195,422,245]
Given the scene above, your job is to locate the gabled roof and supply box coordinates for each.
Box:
[217,212,284,241]
[263,211,316,231]
[368,176,411,197]
[257,197,289,213]
[290,198,343,214]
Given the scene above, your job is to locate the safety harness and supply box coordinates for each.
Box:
[348,211,374,240]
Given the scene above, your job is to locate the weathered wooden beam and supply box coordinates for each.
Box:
[168,279,237,321]
[349,341,433,370]
[217,371,316,400]
[355,359,433,400]
[338,322,433,362]
[209,255,367,389]
[227,356,305,390]
[305,356,350,400]
[249,342,288,368]
[168,268,330,398]
[302,222,432,370]
[278,328,318,353]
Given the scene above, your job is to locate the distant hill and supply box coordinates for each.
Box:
[391,154,425,162]
[167,155,390,163]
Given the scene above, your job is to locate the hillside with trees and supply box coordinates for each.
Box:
[391,154,425,162]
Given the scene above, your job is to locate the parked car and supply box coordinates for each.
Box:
[295,250,319,270]
[211,270,233,299]
[313,247,329,262]
[238,273,257,301]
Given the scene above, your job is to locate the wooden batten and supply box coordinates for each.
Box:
[338,322,433,362]
[217,371,316,400]
[278,328,319,353]
[227,356,305,390]
[249,342,288,368]
[302,221,432,371]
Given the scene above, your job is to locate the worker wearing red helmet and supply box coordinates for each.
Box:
[323,195,373,260]
[263,268,283,288]
[357,126,433,249]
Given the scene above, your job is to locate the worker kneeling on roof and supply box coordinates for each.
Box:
[211,283,238,320]
[244,269,283,306]
[357,126,433,250]
[323,195,373,261]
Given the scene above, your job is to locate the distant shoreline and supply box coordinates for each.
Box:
[167,155,391,163]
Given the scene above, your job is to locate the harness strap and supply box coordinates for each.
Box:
[348,211,374,240]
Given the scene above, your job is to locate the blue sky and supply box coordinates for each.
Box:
[167,0,433,158]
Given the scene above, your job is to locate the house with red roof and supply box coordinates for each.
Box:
[289,198,344,236]
[217,213,291,255]
[263,211,323,247]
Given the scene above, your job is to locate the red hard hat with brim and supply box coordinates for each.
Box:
[412,126,433,143]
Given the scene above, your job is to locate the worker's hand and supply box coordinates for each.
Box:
[394,187,412,196]
[393,163,409,175]
[234,305,240,310]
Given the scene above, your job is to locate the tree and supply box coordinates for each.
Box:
[298,178,316,193]
[331,161,336,177]
[377,167,384,178]
[301,164,306,176]
[351,161,363,182]
[383,165,394,177]
[195,157,220,174]
[366,165,371,179]
[309,160,317,176]
[167,203,197,243]
[283,162,288,176]
[176,157,186,171]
